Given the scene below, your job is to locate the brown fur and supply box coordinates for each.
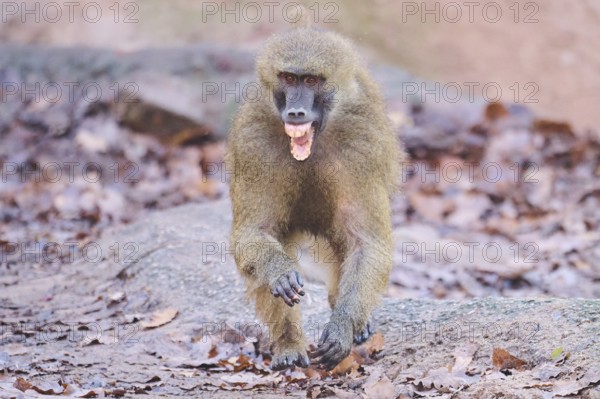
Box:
[226,28,405,369]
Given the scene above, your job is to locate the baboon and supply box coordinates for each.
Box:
[226,28,404,370]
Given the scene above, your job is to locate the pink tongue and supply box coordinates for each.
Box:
[291,140,311,160]
[294,135,309,145]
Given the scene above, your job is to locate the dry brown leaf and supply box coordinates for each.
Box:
[13,377,32,392]
[307,385,322,398]
[330,386,362,399]
[532,362,562,381]
[552,380,583,396]
[230,354,254,372]
[364,372,395,399]
[521,381,553,389]
[492,348,527,371]
[366,331,385,354]
[553,366,600,396]
[220,373,282,390]
[106,388,126,397]
[284,369,308,383]
[78,390,100,398]
[13,378,66,395]
[415,365,476,391]
[331,353,361,375]
[208,344,218,359]
[141,308,179,329]
[304,366,327,380]
[414,344,479,390]
[332,331,385,376]
[453,344,478,374]
[62,383,101,398]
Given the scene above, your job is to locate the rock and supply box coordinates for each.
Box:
[101,200,600,365]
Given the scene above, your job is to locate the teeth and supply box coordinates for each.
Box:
[289,125,315,161]
[284,122,312,138]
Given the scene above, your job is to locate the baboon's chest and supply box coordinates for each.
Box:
[287,177,336,235]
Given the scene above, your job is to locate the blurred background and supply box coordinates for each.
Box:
[4,0,600,127]
[1,0,599,299]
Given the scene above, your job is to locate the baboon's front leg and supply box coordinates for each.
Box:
[231,226,308,369]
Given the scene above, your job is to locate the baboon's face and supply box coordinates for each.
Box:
[274,71,332,161]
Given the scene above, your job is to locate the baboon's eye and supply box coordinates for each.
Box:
[305,76,318,86]
[283,73,297,84]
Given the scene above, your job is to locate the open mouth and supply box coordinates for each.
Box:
[284,122,316,161]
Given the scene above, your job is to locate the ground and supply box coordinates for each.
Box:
[1,201,599,398]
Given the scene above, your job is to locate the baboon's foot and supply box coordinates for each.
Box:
[353,321,374,345]
[271,345,309,370]
[311,317,353,370]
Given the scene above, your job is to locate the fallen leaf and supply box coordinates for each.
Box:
[13,378,66,395]
[532,363,562,381]
[13,377,32,392]
[307,385,321,398]
[330,386,362,398]
[105,388,126,397]
[364,370,395,399]
[521,381,553,389]
[366,331,385,354]
[141,308,179,329]
[550,347,570,365]
[492,348,527,370]
[414,344,480,390]
[220,373,282,390]
[553,366,600,396]
[283,368,308,383]
[78,390,100,398]
[331,353,360,375]
[304,366,327,380]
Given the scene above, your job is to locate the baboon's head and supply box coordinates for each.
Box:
[256,28,359,161]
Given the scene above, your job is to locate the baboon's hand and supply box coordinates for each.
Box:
[311,318,353,370]
[271,270,305,307]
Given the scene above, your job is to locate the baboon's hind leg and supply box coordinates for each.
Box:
[326,262,373,345]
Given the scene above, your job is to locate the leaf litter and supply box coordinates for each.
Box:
[2,87,600,397]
